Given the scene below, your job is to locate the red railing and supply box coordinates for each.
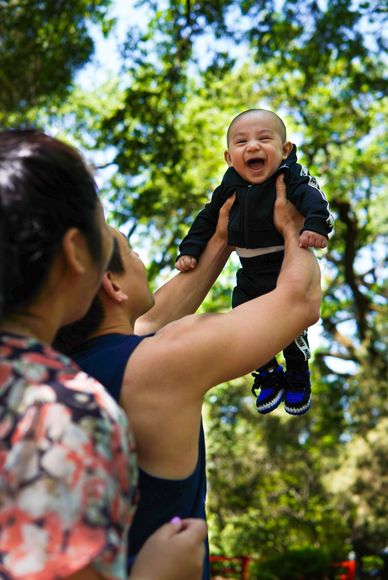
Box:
[331,559,356,580]
[210,555,252,579]
[209,555,357,580]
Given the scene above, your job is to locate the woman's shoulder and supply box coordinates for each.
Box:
[0,333,134,478]
[1,333,126,423]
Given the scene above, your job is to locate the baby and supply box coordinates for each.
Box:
[176,109,334,415]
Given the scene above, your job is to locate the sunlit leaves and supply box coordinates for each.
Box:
[0,0,113,118]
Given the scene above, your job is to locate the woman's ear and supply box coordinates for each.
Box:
[62,228,87,275]
[101,272,128,303]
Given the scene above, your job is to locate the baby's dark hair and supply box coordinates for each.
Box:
[226,109,287,146]
[53,236,125,355]
[0,129,103,320]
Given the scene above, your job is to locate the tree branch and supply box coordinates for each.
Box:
[322,316,358,358]
[330,200,370,340]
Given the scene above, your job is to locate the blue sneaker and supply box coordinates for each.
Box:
[284,369,312,415]
[252,365,286,414]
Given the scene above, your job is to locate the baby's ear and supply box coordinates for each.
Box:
[224,150,233,166]
[282,140,293,158]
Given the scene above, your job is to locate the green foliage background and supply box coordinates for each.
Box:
[2,0,387,572]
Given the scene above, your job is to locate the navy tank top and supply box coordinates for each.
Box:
[72,333,210,580]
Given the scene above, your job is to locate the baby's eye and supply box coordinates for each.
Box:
[260,137,271,141]
[237,139,246,144]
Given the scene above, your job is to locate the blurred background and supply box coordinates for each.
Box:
[1,0,386,577]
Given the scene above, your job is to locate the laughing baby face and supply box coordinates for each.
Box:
[224,110,292,184]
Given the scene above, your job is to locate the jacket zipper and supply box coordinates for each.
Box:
[244,185,252,247]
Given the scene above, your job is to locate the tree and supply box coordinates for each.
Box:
[2,0,386,562]
[324,418,388,558]
[0,0,113,122]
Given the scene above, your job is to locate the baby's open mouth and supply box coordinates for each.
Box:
[247,158,265,170]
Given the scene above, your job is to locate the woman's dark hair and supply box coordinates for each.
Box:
[0,129,103,320]
[53,237,125,355]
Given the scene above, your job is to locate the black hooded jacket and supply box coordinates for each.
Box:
[178,145,334,260]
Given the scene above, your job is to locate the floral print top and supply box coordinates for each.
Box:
[0,333,138,580]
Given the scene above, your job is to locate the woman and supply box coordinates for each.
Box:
[0,130,206,580]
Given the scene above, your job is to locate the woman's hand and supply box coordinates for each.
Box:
[131,517,207,580]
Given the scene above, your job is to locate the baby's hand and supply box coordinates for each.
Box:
[176,255,198,272]
[299,230,328,249]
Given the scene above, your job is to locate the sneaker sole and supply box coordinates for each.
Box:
[256,389,285,414]
[284,396,312,416]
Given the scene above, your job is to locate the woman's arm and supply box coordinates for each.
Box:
[145,176,320,391]
[135,196,234,335]
[123,176,321,478]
